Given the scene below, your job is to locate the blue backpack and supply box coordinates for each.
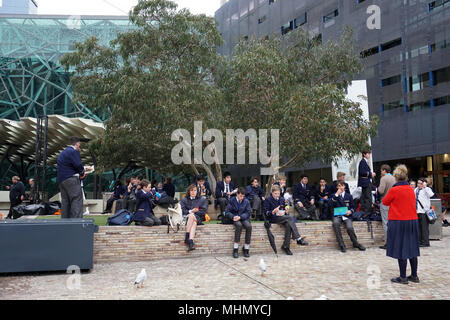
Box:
[107,209,133,226]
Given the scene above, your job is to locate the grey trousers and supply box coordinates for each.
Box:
[380,203,390,240]
[234,220,252,244]
[60,176,83,219]
[250,197,262,217]
[332,216,359,248]
[273,215,301,248]
[294,202,317,220]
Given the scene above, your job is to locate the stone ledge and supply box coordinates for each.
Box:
[94,221,384,263]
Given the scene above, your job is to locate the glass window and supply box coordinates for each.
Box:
[381,75,401,87]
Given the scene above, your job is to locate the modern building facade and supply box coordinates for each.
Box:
[0,0,38,14]
[215,0,450,194]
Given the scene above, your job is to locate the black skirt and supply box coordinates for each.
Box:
[386,220,420,260]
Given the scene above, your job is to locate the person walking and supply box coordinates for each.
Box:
[378,164,396,249]
[415,178,435,248]
[6,176,25,219]
[382,164,420,285]
[57,137,91,219]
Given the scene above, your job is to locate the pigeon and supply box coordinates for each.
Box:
[134,269,147,288]
[259,259,267,277]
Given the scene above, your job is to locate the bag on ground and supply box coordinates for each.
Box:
[107,209,133,226]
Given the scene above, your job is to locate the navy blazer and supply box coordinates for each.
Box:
[331,192,356,216]
[180,196,207,222]
[162,183,176,198]
[293,182,315,204]
[273,182,286,197]
[215,181,236,199]
[197,182,212,198]
[113,185,127,199]
[227,197,251,221]
[57,146,85,184]
[315,185,331,201]
[134,189,155,222]
[329,181,350,195]
[263,195,286,223]
[9,181,25,203]
[245,185,264,201]
[358,158,373,188]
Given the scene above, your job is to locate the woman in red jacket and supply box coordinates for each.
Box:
[382,164,420,285]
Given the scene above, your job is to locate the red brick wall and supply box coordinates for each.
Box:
[94,221,385,263]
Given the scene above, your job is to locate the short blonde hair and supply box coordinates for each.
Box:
[393,165,408,181]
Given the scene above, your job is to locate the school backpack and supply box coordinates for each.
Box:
[107,209,133,226]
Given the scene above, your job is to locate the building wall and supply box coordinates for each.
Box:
[0,0,38,14]
[215,0,450,165]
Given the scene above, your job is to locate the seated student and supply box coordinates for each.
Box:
[283,187,294,207]
[103,179,126,214]
[273,174,287,198]
[162,177,176,198]
[180,184,208,251]
[316,178,332,220]
[133,180,162,227]
[227,188,252,258]
[245,176,265,220]
[293,175,317,220]
[215,172,237,222]
[196,176,212,202]
[124,176,140,213]
[156,182,164,194]
[331,181,366,253]
[264,185,308,255]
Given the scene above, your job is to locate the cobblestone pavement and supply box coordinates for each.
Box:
[1,227,449,300]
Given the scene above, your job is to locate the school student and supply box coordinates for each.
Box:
[331,182,366,253]
[180,184,208,251]
[196,176,212,200]
[103,179,126,214]
[227,188,252,258]
[316,178,332,220]
[273,174,287,198]
[215,172,237,222]
[293,175,317,220]
[264,185,308,255]
[245,176,265,220]
[133,180,162,227]
[415,178,435,247]
[358,150,376,215]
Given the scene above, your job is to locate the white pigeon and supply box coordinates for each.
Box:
[259,259,267,277]
[134,269,147,288]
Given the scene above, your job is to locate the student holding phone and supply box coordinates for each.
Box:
[331,182,366,253]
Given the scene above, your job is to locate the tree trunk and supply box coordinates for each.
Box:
[190,163,200,176]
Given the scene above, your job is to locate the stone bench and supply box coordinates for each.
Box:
[0,191,10,210]
[50,193,103,214]
[93,221,384,264]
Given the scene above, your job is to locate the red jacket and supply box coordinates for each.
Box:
[382,182,417,221]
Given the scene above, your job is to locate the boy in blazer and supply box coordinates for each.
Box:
[316,178,332,220]
[293,175,317,220]
[227,188,252,258]
[245,176,265,220]
[358,150,376,214]
[133,180,162,227]
[215,172,237,222]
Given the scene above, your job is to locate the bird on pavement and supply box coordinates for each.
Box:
[134,269,147,288]
[259,259,267,277]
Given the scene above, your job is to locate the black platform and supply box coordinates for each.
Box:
[0,219,96,273]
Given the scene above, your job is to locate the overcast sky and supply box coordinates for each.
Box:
[36,0,222,17]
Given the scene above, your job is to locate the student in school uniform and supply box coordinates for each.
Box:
[316,178,332,220]
[215,172,237,222]
[103,179,126,214]
[331,181,366,253]
[264,185,308,255]
[162,177,176,198]
[196,176,212,201]
[245,176,265,220]
[180,184,208,251]
[227,188,253,258]
[329,172,351,195]
[358,150,376,215]
[273,174,287,198]
[133,180,162,227]
[293,175,317,220]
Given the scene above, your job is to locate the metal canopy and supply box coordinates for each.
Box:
[0,115,104,166]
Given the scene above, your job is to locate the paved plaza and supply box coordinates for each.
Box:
[1,224,449,300]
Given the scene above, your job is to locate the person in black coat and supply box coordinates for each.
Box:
[103,179,126,214]
[331,182,366,253]
[293,175,317,220]
[227,188,253,258]
[358,150,376,214]
[133,180,162,227]
[316,178,332,220]
[195,176,212,201]
[180,184,208,251]
[215,172,237,222]
[263,185,308,255]
[245,176,265,220]
[6,176,25,219]
[162,177,176,198]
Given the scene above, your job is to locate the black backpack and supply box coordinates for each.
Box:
[107,209,133,226]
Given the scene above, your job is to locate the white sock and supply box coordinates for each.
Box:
[297,237,302,241]
[234,243,239,249]
[244,244,250,250]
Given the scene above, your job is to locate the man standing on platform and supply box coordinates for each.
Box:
[57,137,91,219]
[358,150,376,215]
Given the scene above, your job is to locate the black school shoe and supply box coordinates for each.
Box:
[391,277,409,285]
[188,240,195,251]
[297,238,309,246]
[340,246,347,253]
[354,244,366,251]
[407,275,420,283]
[233,248,239,259]
[281,246,293,255]
[243,248,250,258]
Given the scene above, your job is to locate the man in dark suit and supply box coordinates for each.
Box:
[227,188,252,258]
[331,181,366,253]
[6,176,25,219]
[264,185,308,255]
[215,172,237,222]
[293,175,317,220]
[57,137,92,219]
[245,176,265,220]
[358,150,376,215]
[316,178,332,220]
